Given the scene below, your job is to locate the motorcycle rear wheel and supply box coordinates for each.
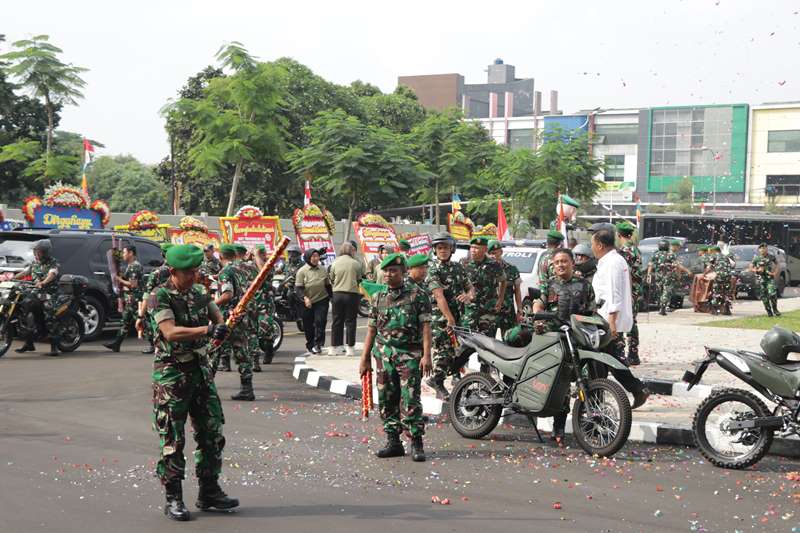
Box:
[572,378,632,457]
[448,372,502,439]
[57,312,84,353]
[357,297,370,318]
[692,388,774,469]
[0,318,12,358]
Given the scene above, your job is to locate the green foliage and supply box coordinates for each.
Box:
[360,91,426,133]
[288,109,426,233]
[349,80,382,97]
[86,154,167,212]
[666,177,698,214]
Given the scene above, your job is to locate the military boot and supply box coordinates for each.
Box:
[659,306,667,316]
[103,337,123,353]
[252,354,262,373]
[772,297,781,317]
[164,481,190,521]
[262,344,275,365]
[425,376,450,401]
[15,335,35,353]
[45,337,60,357]
[218,355,231,372]
[411,436,426,462]
[375,432,405,458]
[231,376,255,401]
[196,477,239,511]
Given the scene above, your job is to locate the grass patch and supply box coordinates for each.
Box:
[702,309,800,331]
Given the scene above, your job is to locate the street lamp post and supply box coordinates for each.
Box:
[700,146,720,209]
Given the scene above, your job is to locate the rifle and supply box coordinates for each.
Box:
[212,237,290,347]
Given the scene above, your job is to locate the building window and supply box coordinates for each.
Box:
[603,155,625,182]
[766,175,800,196]
[767,130,800,153]
[650,106,731,177]
[595,124,638,145]
[508,129,534,150]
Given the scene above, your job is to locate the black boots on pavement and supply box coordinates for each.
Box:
[103,337,122,353]
[15,335,35,353]
[411,437,426,462]
[425,376,450,401]
[164,481,190,521]
[231,376,255,401]
[375,433,426,462]
[45,337,60,357]
[195,477,239,511]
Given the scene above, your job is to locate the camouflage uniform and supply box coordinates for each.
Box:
[752,254,779,315]
[618,242,643,360]
[425,258,471,382]
[201,256,222,277]
[25,257,61,336]
[370,280,432,438]
[462,257,506,336]
[255,270,280,357]
[215,261,252,379]
[497,260,520,334]
[149,280,225,486]
[112,260,144,344]
[651,250,678,310]
[708,254,733,314]
[239,260,265,366]
[142,266,171,348]
[538,248,557,294]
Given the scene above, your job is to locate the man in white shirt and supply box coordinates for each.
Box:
[591,228,649,409]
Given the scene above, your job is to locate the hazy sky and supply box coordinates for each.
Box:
[4,0,799,164]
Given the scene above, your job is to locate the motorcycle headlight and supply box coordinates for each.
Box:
[578,325,604,349]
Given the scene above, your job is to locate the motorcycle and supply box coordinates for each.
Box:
[683,329,800,469]
[448,311,633,457]
[272,273,304,332]
[0,275,88,357]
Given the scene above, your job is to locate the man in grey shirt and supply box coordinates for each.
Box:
[328,242,364,355]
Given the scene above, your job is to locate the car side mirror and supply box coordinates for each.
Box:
[597,299,606,308]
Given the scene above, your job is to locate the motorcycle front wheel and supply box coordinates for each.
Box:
[448,372,502,439]
[0,318,13,358]
[57,312,84,353]
[572,378,632,457]
[692,388,774,469]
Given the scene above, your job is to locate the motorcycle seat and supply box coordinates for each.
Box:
[471,334,529,361]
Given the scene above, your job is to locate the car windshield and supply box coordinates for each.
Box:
[0,238,36,270]
[502,250,541,273]
[730,247,757,262]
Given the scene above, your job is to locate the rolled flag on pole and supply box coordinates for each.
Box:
[81,138,95,194]
[635,198,642,227]
[304,178,312,207]
[556,194,580,241]
[497,199,511,240]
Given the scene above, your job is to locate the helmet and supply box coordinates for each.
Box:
[658,240,670,252]
[504,325,532,347]
[33,239,52,256]
[760,326,800,365]
[431,232,454,246]
[573,243,593,258]
[287,244,301,255]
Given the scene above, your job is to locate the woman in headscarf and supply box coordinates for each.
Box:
[295,248,332,354]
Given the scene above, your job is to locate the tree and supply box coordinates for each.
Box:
[665,177,697,214]
[288,109,426,240]
[408,109,497,224]
[86,154,167,211]
[0,35,87,172]
[360,91,426,133]
[168,42,287,215]
[349,80,382,97]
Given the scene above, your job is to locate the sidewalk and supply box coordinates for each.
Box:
[292,297,800,454]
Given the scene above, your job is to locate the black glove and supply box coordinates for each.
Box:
[207,323,229,340]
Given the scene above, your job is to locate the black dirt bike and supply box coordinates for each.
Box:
[448,312,633,457]
[0,275,88,357]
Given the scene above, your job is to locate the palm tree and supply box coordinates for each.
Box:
[0,35,88,173]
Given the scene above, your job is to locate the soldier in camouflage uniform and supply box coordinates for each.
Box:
[147,244,238,521]
[234,244,263,373]
[254,245,279,364]
[488,240,522,335]
[104,245,145,352]
[406,253,429,290]
[137,244,173,355]
[616,221,643,365]
[531,247,596,443]
[706,245,733,315]
[201,244,222,277]
[647,240,690,315]
[214,244,255,399]
[424,233,473,401]
[749,243,781,317]
[359,253,433,462]
[14,239,61,356]
[537,230,566,294]
[462,236,507,336]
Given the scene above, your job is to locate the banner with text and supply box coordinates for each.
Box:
[353,213,398,264]
[219,215,283,253]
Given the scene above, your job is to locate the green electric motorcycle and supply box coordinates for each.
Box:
[448,312,633,457]
[684,326,800,469]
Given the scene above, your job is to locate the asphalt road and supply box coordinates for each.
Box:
[1,330,799,533]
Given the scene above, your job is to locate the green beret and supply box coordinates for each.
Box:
[398,239,411,251]
[615,221,636,235]
[255,244,266,252]
[233,244,247,254]
[407,254,429,268]
[470,236,489,246]
[546,229,565,241]
[379,252,407,270]
[160,243,174,253]
[165,244,203,270]
[487,239,503,251]
[219,243,237,254]
[670,239,682,246]
[708,245,721,252]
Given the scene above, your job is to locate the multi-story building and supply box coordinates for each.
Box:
[747,102,800,206]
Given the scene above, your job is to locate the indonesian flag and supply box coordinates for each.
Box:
[497,199,511,240]
[81,138,95,194]
[304,179,311,207]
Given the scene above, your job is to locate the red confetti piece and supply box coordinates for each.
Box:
[552,502,562,510]
[440,498,450,505]
[431,496,440,503]
[283,431,294,439]
[325,431,348,438]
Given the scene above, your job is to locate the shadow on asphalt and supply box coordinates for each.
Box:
[194,503,476,521]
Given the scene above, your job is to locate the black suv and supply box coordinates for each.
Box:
[0,229,164,340]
